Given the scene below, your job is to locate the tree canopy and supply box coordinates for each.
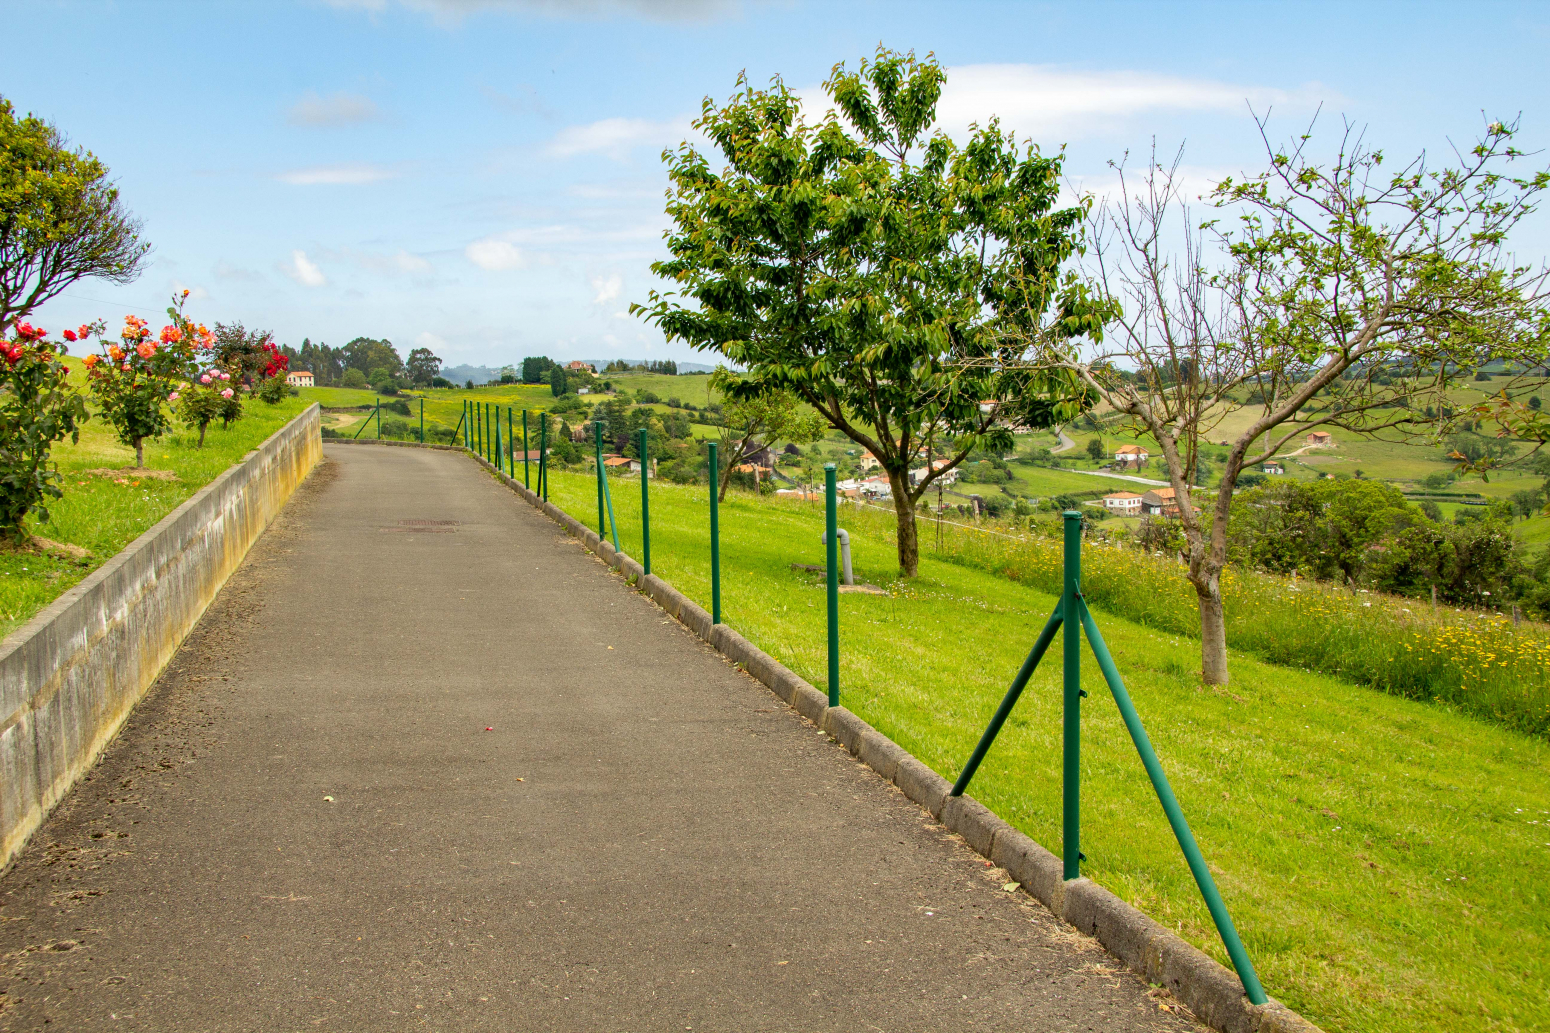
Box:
[0,97,149,331]
[634,48,1103,575]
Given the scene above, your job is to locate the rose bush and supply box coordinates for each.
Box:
[83,292,200,466]
[0,321,90,542]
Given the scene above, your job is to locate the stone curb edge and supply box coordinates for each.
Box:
[357,442,1322,1033]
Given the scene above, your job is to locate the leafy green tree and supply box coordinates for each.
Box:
[550,367,569,397]
[710,368,825,501]
[341,337,402,380]
[0,98,149,331]
[1229,478,1414,584]
[406,346,441,386]
[522,356,555,384]
[340,367,368,389]
[635,50,1099,575]
[1085,437,1104,462]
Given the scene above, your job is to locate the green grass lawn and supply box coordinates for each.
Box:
[532,468,1547,1033]
[0,390,311,639]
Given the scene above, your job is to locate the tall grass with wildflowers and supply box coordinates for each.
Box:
[907,513,1550,738]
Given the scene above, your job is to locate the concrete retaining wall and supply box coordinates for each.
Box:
[0,404,323,870]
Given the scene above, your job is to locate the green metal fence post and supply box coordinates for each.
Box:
[419,398,424,443]
[507,408,514,477]
[1062,509,1083,881]
[708,441,721,625]
[375,398,381,439]
[638,428,651,576]
[825,463,839,708]
[462,400,468,445]
[595,419,607,538]
[496,408,503,473]
[1078,598,1269,1005]
[523,410,531,488]
[539,414,548,501]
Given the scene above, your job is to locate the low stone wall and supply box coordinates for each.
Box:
[0,404,322,870]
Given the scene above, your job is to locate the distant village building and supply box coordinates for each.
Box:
[567,360,597,373]
[1113,444,1149,468]
[286,370,314,387]
[1140,487,1182,517]
[1101,491,1143,515]
[1262,461,1284,475]
[860,450,881,472]
[908,458,958,488]
[1307,431,1333,446]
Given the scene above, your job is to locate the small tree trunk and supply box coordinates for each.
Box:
[717,455,732,502]
[889,470,919,577]
[198,423,208,448]
[1196,574,1230,686]
[134,438,145,469]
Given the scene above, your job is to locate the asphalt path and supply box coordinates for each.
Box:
[0,444,1201,1033]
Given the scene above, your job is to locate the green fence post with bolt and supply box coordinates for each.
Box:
[825,463,839,708]
[1062,510,1083,880]
[594,420,606,537]
[522,410,530,488]
[708,441,721,625]
[638,428,651,576]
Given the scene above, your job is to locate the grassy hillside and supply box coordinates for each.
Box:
[531,467,1547,1033]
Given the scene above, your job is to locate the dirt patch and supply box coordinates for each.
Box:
[82,467,180,481]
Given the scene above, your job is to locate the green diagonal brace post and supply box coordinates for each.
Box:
[594,419,607,538]
[824,463,839,708]
[950,602,1063,798]
[1078,598,1269,1006]
[638,428,651,576]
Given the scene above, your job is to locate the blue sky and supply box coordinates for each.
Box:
[6,0,1548,369]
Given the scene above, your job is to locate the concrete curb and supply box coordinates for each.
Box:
[1,405,323,872]
[443,444,1323,1033]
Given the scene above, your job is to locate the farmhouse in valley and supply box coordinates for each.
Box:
[285,370,314,387]
[1102,491,1143,515]
[1307,430,1333,446]
[1113,444,1149,468]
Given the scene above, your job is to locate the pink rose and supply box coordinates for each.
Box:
[221,388,234,399]
[200,373,212,384]
[168,392,180,402]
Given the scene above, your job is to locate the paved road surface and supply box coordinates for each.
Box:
[0,444,1199,1032]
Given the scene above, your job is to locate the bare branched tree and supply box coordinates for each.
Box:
[990,119,1549,686]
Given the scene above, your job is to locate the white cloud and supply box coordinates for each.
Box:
[347,249,432,275]
[592,273,622,305]
[465,238,528,271]
[276,162,397,186]
[287,91,380,127]
[544,117,688,160]
[797,64,1339,142]
[282,251,328,288]
[416,331,448,350]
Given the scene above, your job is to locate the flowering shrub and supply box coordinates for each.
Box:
[214,321,289,402]
[0,321,90,542]
[83,293,200,467]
